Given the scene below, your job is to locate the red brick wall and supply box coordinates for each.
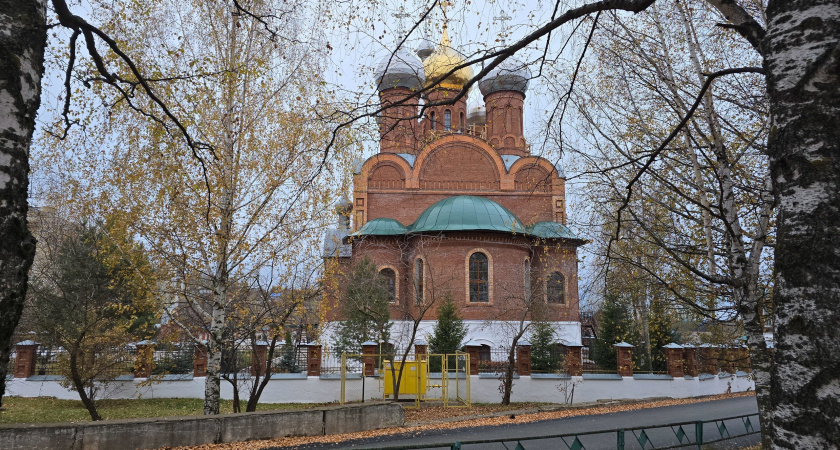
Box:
[379,87,423,154]
[341,233,580,323]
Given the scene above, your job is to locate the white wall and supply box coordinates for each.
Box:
[5,373,753,405]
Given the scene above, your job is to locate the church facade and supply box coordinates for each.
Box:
[323,27,585,350]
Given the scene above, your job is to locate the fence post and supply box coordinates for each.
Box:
[135,340,155,378]
[614,342,634,377]
[683,344,699,377]
[361,341,377,376]
[463,341,481,376]
[617,428,625,450]
[193,342,208,377]
[306,343,322,377]
[564,344,583,376]
[516,340,531,376]
[13,340,39,378]
[695,420,704,449]
[414,339,427,360]
[664,343,685,377]
[251,341,268,376]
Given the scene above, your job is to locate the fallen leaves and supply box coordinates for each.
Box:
[170,392,755,450]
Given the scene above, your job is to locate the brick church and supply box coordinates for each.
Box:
[322,24,585,350]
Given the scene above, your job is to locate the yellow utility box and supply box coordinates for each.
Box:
[383,360,427,396]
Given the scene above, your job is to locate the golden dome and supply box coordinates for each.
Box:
[422,28,473,90]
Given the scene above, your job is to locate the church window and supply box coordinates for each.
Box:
[414,259,424,304]
[469,252,489,303]
[547,272,565,304]
[444,110,452,131]
[430,112,436,130]
[459,112,465,132]
[379,268,396,303]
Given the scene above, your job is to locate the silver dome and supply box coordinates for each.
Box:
[467,105,486,125]
[375,48,425,92]
[478,57,531,96]
[417,37,435,60]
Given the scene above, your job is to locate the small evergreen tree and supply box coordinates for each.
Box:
[590,295,636,371]
[529,321,562,373]
[428,294,467,372]
[277,331,300,373]
[332,257,391,356]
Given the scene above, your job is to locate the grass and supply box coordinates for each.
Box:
[0,397,323,424]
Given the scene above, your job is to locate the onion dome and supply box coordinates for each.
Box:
[478,57,531,96]
[422,29,474,90]
[467,105,486,126]
[375,47,425,92]
[408,195,526,234]
[417,37,435,60]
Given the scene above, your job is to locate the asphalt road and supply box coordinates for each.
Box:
[270,396,761,450]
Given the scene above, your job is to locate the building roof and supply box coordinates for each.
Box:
[351,195,585,243]
[528,221,579,240]
[351,218,407,236]
[408,195,527,234]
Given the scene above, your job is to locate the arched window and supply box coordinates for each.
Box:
[414,259,424,305]
[469,252,489,303]
[459,112,465,132]
[430,112,436,130]
[379,268,396,303]
[547,272,565,304]
[444,110,452,131]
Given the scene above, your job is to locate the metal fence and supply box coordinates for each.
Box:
[151,345,194,375]
[531,345,566,374]
[373,412,761,449]
[477,348,514,375]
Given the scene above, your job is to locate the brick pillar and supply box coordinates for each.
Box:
[736,347,751,372]
[464,345,481,375]
[135,341,155,378]
[614,342,634,377]
[193,343,208,377]
[565,344,583,376]
[414,340,427,360]
[13,341,39,378]
[516,342,531,376]
[251,342,268,376]
[682,345,699,377]
[361,342,377,376]
[663,343,685,377]
[719,346,734,374]
[699,345,718,374]
[306,344,321,377]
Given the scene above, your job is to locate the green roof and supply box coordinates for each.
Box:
[528,221,580,240]
[353,218,407,236]
[408,195,527,234]
[353,196,582,242]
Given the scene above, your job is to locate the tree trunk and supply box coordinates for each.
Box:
[764,1,840,447]
[69,344,101,421]
[0,0,46,408]
[246,335,278,412]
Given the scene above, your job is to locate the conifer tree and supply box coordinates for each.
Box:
[529,321,561,373]
[428,294,467,372]
[590,295,636,371]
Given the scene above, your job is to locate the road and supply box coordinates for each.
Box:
[269,396,760,449]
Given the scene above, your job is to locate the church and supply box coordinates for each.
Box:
[322,23,585,351]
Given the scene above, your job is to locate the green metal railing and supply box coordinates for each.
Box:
[371,412,760,449]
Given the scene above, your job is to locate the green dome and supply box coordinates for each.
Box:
[353,218,407,236]
[528,221,579,240]
[408,196,527,234]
